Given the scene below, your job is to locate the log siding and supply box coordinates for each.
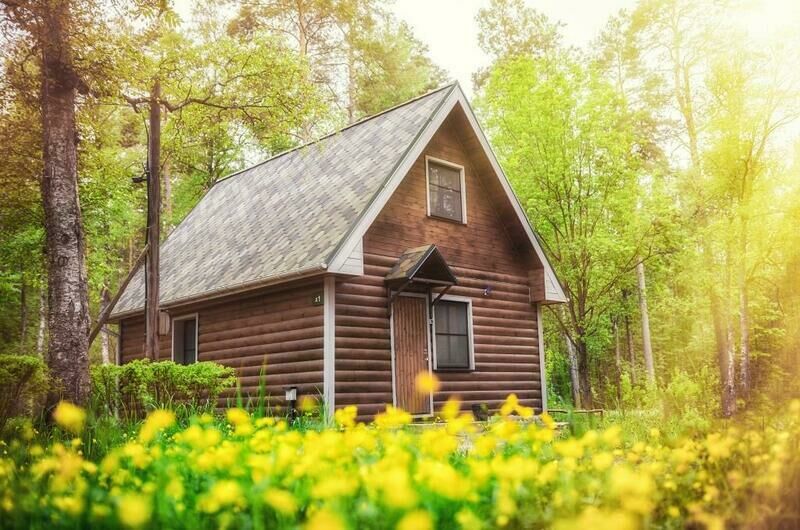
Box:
[118,280,325,404]
[117,107,548,419]
[335,116,543,417]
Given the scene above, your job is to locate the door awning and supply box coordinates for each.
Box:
[385,244,458,288]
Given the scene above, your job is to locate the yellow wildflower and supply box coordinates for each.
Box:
[374,406,412,428]
[609,466,655,514]
[415,371,440,393]
[441,397,462,421]
[311,476,359,498]
[335,405,358,428]
[200,480,245,513]
[53,495,84,516]
[166,478,184,500]
[540,412,556,430]
[592,451,614,471]
[117,494,152,528]
[53,401,86,435]
[263,488,298,516]
[555,438,584,459]
[455,508,483,530]
[226,408,250,426]
[139,409,175,443]
[305,508,346,530]
[397,510,433,530]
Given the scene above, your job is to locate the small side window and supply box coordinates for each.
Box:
[433,300,473,370]
[427,158,466,223]
[172,316,198,365]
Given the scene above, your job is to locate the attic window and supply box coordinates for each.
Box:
[426,157,466,223]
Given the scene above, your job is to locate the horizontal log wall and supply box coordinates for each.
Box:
[118,280,324,407]
[336,113,542,418]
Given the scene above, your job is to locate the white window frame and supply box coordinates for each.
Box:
[171,313,199,364]
[425,156,467,224]
[432,294,475,371]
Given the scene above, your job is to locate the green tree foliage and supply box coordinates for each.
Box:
[0,0,449,369]
[478,0,800,412]
[477,50,653,407]
[229,0,445,122]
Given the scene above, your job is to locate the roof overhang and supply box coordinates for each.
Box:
[108,264,327,321]
[384,244,458,288]
[326,83,567,303]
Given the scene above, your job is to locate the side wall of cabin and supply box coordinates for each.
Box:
[334,116,542,418]
[118,280,325,404]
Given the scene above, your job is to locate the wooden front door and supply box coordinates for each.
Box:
[392,295,432,415]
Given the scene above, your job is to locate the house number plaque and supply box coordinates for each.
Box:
[311,293,323,306]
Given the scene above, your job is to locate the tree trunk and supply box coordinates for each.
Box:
[145,80,162,360]
[613,319,622,407]
[575,337,593,409]
[40,0,91,405]
[36,287,47,356]
[565,334,581,408]
[163,158,172,223]
[20,279,28,347]
[625,313,636,385]
[719,240,737,417]
[100,286,111,365]
[636,261,655,384]
[738,215,750,399]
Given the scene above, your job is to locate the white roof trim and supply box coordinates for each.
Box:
[328,83,567,303]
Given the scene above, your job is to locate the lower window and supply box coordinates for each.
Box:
[172,315,198,365]
[433,299,473,370]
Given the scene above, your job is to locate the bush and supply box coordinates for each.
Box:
[90,360,236,420]
[0,354,48,431]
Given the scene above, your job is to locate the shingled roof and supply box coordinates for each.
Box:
[112,84,457,317]
[112,82,568,318]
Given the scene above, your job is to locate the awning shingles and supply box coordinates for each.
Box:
[385,244,458,287]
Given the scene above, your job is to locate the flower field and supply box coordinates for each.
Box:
[1,397,799,530]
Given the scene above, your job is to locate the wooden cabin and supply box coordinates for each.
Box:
[110,83,566,419]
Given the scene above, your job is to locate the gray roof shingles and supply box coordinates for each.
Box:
[112,84,455,317]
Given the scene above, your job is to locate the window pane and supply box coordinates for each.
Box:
[448,303,468,334]
[435,301,470,369]
[429,162,461,191]
[449,336,469,366]
[181,319,197,365]
[435,303,449,333]
[436,334,451,365]
[430,186,463,222]
[428,161,463,222]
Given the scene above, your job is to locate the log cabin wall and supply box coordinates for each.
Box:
[335,113,542,418]
[118,279,325,405]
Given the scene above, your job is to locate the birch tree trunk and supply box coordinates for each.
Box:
[720,240,738,417]
[100,286,111,365]
[636,261,655,384]
[36,288,46,356]
[613,319,622,407]
[738,215,750,398]
[625,314,636,385]
[40,0,91,405]
[565,334,581,408]
[20,279,27,347]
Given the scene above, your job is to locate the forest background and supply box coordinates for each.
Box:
[2,0,800,415]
